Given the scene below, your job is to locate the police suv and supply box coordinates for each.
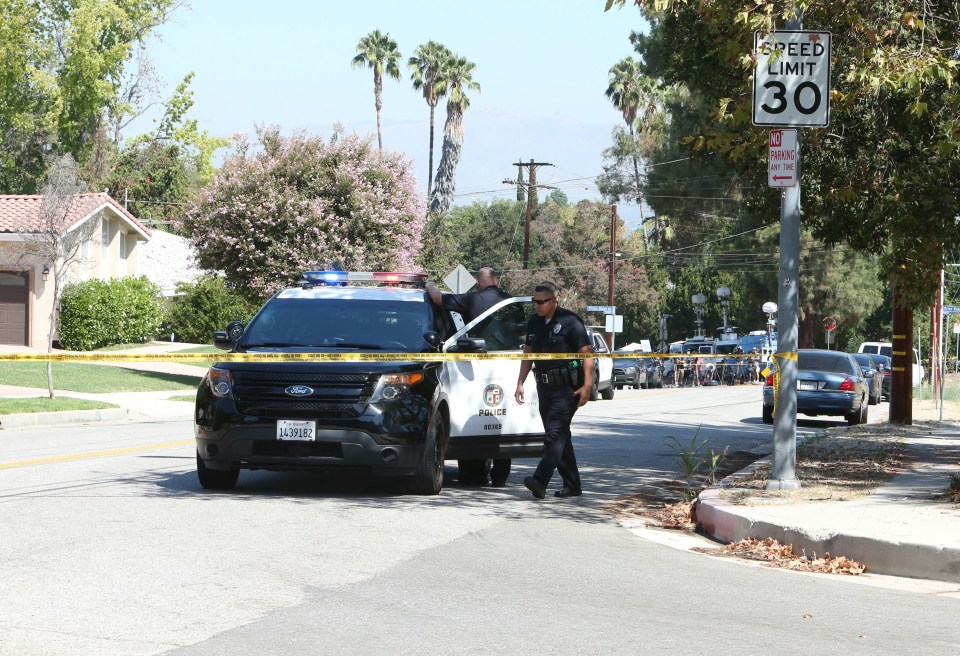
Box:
[194,271,547,494]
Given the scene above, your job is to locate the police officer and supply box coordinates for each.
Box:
[514,282,594,499]
[426,266,513,487]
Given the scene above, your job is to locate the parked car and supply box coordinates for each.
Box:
[761,349,869,425]
[637,357,664,389]
[613,356,641,390]
[858,341,924,387]
[851,352,883,405]
[586,329,615,400]
[871,353,892,400]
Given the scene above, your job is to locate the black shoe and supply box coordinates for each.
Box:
[491,478,508,488]
[523,476,546,499]
[554,487,582,498]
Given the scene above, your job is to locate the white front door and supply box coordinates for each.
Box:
[441,298,544,439]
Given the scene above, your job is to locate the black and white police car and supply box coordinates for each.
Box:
[194,271,548,494]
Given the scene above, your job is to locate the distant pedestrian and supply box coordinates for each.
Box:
[514,282,593,499]
[426,267,513,486]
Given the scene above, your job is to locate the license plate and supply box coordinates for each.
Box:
[799,381,818,390]
[276,420,315,441]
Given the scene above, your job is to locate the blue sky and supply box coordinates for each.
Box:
[132,1,647,226]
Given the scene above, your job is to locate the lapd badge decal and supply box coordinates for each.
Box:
[553,323,561,334]
[483,384,504,407]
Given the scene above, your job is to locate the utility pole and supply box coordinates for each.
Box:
[511,159,553,269]
[607,205,617,351]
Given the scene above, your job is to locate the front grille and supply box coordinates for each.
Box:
[233,370,378,418]
[252,440,344,458]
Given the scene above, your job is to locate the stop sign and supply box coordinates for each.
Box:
[823,316,837,331]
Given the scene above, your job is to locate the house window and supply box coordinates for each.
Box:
[119,231,127,259]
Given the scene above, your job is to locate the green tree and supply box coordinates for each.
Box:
[352,29,402,151]
[408,40,453,197]
[429,53,480,215]
[0,0,180,193]
[180,125,425,298]
[105,73,230,226]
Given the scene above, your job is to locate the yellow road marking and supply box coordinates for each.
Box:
[0,439,193,470]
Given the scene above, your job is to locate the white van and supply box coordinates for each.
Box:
[858,341,924,386]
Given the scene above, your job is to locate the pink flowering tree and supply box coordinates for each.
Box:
[181,125,425,298]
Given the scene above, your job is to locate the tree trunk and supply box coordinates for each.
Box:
[374,74,384,151]
[427,102,436,197]
[890,292,913,424]
[429,107,463,215]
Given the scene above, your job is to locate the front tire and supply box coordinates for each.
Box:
[412,411,446,495]
[196,452,239,490]
[600,381,614,400]
[589,370,599,402]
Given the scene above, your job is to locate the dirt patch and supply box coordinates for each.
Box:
[720,425,911,505]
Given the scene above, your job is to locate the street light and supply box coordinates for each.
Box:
[691,293,706,337]
[41,265,49,282]
[763,301,778,351]
[717,287,731,335]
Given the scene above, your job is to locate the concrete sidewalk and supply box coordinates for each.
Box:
[696,425,960,584]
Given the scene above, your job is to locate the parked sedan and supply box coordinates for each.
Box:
[851,352,883,405]
[761,349,869,425]
[870,353,892,401]
[637,357,664,389]
[613,356,642,390]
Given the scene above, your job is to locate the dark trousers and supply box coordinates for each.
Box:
[532,382,582,490]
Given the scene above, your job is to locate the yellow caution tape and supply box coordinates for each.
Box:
[771,351,800,415]
[0,351,775,363]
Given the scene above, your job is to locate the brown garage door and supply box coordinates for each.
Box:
[0,271,28,345]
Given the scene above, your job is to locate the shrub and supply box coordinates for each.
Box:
[58,277,165,351]
[165,275,261,344]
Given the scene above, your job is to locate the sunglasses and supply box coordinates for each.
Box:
[533,297,555,306]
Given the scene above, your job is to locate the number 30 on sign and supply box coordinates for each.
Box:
[753,30,831,128]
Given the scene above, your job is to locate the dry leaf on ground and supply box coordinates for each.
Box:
[693,537,866,575]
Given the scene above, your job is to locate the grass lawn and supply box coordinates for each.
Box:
[0,397,117,415]
[168,394,198,403]
[0,362,202,393]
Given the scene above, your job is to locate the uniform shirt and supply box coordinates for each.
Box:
[525,306,590,372]
[441,285,510,324]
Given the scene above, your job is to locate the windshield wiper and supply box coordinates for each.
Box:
[332,343,386,350]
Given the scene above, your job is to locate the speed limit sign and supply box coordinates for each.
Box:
[753,30,831,127]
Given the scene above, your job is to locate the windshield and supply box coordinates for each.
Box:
[240,297,434,351]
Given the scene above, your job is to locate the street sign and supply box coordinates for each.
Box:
[753,30,831,127]
[443,264,475,294]
[605,314,623,333]
[944,305,960,314]
[586,305,614,314]
[768,129,797,188]
[823,316,836,331]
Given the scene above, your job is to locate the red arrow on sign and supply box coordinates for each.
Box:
[772,175,794,181]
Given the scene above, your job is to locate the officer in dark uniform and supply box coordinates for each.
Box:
[514,282,594,499]
[426,267,513,486]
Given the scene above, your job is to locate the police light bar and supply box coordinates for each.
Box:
[302,271,427,286]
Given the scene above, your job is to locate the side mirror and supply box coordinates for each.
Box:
[212,331,232,350]
[453,337,487,353]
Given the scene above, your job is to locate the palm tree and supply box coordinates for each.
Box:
[408,41,453,197]
[429,53,480,216]
[605,57,644,201]
[351,30,402,151]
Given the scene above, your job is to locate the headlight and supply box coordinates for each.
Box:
[206,366,234,399]
[369,371,425,403]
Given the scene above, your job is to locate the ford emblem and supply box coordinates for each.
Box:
[285,385,314,397]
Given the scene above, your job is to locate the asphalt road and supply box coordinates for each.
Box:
[1,386,955,655]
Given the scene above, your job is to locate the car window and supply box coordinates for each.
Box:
[881,346,893,357]
[241,297,434,350]
[469,302,529,351]
[798,352,856,375]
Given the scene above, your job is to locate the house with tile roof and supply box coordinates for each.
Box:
[0,193,151,346]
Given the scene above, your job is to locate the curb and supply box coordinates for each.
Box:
[695,464,960,584]
[0,408,130,430]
